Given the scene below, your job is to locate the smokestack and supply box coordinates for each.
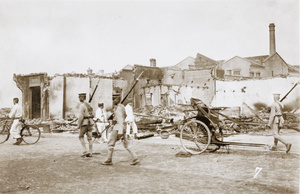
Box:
[269,23,276,55]
[150,58,156,67]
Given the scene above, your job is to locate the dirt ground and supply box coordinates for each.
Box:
[0,129,299,194]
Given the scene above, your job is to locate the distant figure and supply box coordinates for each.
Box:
[268,93,292,153]
[101,93,140,165]
[8,98,23,145]
[95,102,108,143]
[125,101,138,139]
[77,93,94,157]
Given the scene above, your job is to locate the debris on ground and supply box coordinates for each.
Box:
[0,108,11,118]
[0,104,299,134]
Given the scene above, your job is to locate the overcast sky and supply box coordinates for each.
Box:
[0,0,299,106]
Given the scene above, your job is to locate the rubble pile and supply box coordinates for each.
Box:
[133,105,300,134]
[0,105,298,134]
[0,108,11,118]
[26,118,78,132]
[134,104,187,130]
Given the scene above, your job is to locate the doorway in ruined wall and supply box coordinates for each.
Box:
[161,93,168,106]
[146,93,152,105]
[30,86,41,119]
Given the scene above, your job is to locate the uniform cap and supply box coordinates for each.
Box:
[98,102,104,105]
[78,93,86,97]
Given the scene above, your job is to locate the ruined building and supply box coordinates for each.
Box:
[13,23,299,120]
[14,70,128,120]
[118,23,299,110]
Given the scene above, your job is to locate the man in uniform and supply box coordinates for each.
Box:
[77,93,93,157]
[101,93,140,165]
[8,98,23,145]
[268,93,292,153]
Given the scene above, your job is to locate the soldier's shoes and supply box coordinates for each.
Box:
[269,146,277,151]
[130,158,141,165]
[286,143,292,153]
[86,153,93,157]
[101,160,113,165]
[81,151,93,157]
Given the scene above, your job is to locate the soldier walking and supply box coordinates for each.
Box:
[268,93,292,153]
[77,93,94,157]
[101,93,140,165]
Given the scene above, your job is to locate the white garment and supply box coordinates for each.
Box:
[126,121,138,135]
[9,103,22,139]
[125,104,137,135]
[95,108,107,122]
[125,104,134,122]
[95,107,108,141]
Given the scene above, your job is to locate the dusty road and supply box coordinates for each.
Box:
[0,129,299,194]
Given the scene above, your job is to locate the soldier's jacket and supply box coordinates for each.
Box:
[78,102,94,127]
[268,101,284,127]
[112,103,126,134]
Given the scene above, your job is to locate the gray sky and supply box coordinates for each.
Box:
[0,0,299,106]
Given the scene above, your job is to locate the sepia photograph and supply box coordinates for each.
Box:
[0,0,299,193]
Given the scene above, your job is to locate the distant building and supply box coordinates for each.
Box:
[219,23,299,80]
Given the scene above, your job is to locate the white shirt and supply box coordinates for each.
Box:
[95,107,107,122]
[9,103,22,119]
[125,104,134,122]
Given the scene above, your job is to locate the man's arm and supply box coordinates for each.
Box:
[268,104,275,126]
[77,105,84,129]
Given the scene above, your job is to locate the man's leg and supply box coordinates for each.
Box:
[122,136,140,165]
[273,123,288,146]
[102,130,118,165]
[126,122,131,135]
[100,123,108,142]
[10,120,22,145]
[79,126,88,156]
[86,126,93,156]
[132,121,138,139]
[272,123,291,153]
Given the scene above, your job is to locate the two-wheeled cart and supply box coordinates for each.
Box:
[179,98,268,155]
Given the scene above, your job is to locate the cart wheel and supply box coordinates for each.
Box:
[180,120,211,155]
[160,130,169,139]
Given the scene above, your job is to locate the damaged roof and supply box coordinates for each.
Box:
[245,55,269,65]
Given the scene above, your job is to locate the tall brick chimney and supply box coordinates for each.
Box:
[269,23,276,55]
[150,58,156,67]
